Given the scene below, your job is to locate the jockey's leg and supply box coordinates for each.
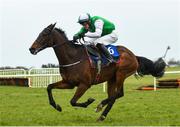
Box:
[96,43,115,63]
[84,37,97,45]
[94,31,118,45]
[94,31,118,63]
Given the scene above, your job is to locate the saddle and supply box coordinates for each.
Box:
[85,44,121,74]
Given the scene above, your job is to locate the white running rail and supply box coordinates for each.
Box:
[1,69,179,91]
[0,68,61,88]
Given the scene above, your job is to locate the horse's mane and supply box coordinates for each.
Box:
[54,27,68,41]
[54,27,84,49]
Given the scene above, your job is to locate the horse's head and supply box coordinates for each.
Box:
[29,23,56,55]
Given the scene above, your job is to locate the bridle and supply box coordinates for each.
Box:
[35,28,86,68]
[37,28,67,49]
[49,28,82,68]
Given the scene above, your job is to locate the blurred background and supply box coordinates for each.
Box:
[0,0,179,68]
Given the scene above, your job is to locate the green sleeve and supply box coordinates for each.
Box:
[74,27,88,38]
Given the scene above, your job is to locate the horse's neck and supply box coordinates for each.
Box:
[52,31,79,65]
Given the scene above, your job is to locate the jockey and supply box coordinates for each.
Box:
[73,13,118,63]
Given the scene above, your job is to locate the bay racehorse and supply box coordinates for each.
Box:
[29,23,166,121]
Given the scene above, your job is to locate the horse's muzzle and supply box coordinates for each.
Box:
[29,47,37,55]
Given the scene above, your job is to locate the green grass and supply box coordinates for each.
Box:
[0,82,180,125]
[0,66,180,126]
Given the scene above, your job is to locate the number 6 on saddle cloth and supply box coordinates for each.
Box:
[86,44,120,67]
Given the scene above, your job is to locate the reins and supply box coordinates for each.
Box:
[52,32,89,68]
[52,36,84,68]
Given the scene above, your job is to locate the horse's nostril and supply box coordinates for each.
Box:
[29,48,35,54]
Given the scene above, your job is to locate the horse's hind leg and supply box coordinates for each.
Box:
[96,80,117,121]
[97,86,124,121]
[96,84,124,113]
[97,65,136,120]
[97,52,137,119]
[70,83,95,108]
[96,75,125,121]
[95,80,116,112]
[47,81,74,111]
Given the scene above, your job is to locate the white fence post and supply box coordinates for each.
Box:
[49,76,53,84]
[103,82,106,92]
[153,77,157,91]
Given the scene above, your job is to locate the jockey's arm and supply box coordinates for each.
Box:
[74,27,88,38]
[85,19,104,38]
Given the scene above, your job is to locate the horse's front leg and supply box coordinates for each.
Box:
[47,81,74,112]
[70,83,95,108]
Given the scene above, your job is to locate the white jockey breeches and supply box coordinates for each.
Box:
[85,30,118,46]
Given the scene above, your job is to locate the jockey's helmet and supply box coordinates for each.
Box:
[78,13,91,24]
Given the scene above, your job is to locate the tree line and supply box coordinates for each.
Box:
[0,64,59,70]
[167,58,180,66]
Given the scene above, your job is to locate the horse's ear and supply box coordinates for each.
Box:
[52,22,56,28]
[47,23,56,31]
[47,24,52,28]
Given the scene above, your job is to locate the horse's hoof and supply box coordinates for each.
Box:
[50,102,57,108]
[56,104,62,112]
[83,98,95,108]
[95,103,103,113]
[88,98,95,103]
[96,115,106,122]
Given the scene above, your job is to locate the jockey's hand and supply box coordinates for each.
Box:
[79,33,84,38]
[73,35,79,42]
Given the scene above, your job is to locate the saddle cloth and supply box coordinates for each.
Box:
[86,44,121,68]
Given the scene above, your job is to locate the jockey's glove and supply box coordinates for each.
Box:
[73,34,84,42]
[73,35,79,42]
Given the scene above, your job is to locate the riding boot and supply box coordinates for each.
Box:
[96,43,115,63]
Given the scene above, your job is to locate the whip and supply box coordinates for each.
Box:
[162,46,171,59]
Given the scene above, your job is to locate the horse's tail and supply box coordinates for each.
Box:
[136,56,166,78]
